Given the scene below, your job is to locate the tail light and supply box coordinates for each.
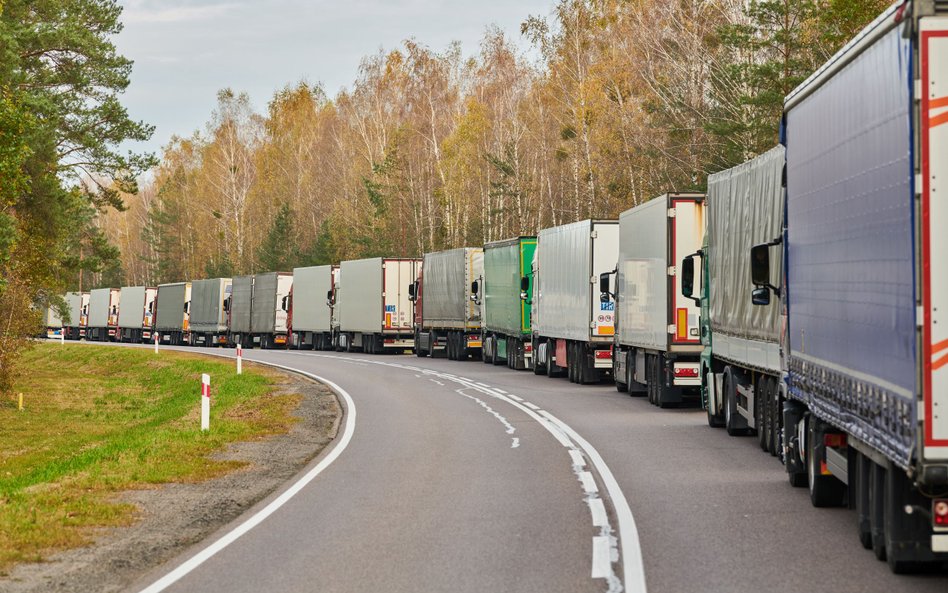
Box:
[524,343,533,352]
[673,366,698,378]
[595,349,612,360]
[935,500,948,526]
[823,433,847,448]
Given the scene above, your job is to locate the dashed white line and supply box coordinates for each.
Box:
[506,394,523,402]
[588,498,608,527]
[592,536,612,579]
[523,402,541,410]
[570,449,586,468]
[579,471,599,495]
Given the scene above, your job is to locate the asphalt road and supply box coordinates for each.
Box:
[126,348,948,593]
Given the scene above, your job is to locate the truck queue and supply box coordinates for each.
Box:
[39,1,948,574]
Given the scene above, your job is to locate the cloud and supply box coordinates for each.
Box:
[122,2,237,24]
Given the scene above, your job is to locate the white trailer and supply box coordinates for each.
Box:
[532,219,619,383]
[602,193,705,406]
[190,278,232,346]
[43,302,63,338]
[117,286,158,343]
[87,288,120,342]
[63,291,89,340]
[411,248,483,360]
[155,282,191,345]
[337,257,420,353]
[290,265,338,350]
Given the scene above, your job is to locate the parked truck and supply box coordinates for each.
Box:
[228,275,254,347]
[478,236,536,369]
[43,303,63,338]
[155,282,191,345]
[117,286,157,343]
[601,194,704,406]
[410,247,483,360]
[289,265,338,350]
[531,220,619,383]
[246,272,292,349]
[708,2,948,572]
[190,278,232,347]
[86,287,120,342]
[680,145,785,446]
[337,257,419,353]
[63,291,89,340]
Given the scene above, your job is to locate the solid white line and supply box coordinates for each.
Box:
[592,536,611,579]
[524,402,541,410]
[569,449,586,468]
[542,411,647,592]
[138,366,357,593]
[588,498,608,527]
[579,471,599,495]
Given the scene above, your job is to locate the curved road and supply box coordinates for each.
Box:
[125,348,948,593]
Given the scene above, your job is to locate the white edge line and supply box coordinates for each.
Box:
[542,411,647,593]
[138,362,357,593]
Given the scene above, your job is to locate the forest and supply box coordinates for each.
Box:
[0,0,888,389]
[98,0,887,286]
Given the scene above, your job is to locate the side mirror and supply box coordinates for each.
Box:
[223,297,231,312]
[471,280,479,295]
[520,276,530,292]
[681,256,695,299]
[751,243,771,286]
[281,295,289,312]
[752,286,771,306]
[600,292,610,303]
[184,301,190,314]
[599,272,610,296]
[408,282,416,300]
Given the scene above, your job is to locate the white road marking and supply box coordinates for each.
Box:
[138,365,357,593]
[506,394,523,402]
[592,536,611,579]
[475,382,490,388]
[579,471,599,495]
[570,449,586,468]
[511,438,520,449]
[523,402,541,410]
[494,388,507,394]
[588,498,608,527]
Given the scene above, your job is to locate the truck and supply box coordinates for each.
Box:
[712,2,948,572]
[227,275,253,347]
[43,303,63,338]
[477,236,536,369]
[155,282,191,345]
[189,278,232,347]
[248,272,292,349]
[336,257,420,353]
[62,291,89,340]
[531,220,619,383]
[117,286,157,343]
[409,247,483,360]
[86,287,120,342]
[680,146,785,444]
[601,194,704,407]
[289,265,338,350]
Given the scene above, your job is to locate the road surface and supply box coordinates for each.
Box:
[125,348,948,593]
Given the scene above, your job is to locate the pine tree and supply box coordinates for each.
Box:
[256,203,297,272]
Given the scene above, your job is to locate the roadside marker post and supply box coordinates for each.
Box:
[154,333,159,354]
[201,374,210,432]
[17,393,23,411]
[60,330,64,345]
[236,343,242,375]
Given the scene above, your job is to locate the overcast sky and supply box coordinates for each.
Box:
[116,0,552,158]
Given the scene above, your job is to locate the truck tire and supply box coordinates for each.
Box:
[533,340,546,375]
[806,418,846,508]
[547,343,563,378]
[855,452,873,550]
[870,462,887,561]
[724,367,750,436]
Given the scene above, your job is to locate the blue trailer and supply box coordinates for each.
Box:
[746,1,948,572]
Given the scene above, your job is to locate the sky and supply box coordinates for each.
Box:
[115,0,552,158]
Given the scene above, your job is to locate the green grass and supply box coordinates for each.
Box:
[0,343,301,574]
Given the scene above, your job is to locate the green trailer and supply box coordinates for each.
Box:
[477,236,536,369]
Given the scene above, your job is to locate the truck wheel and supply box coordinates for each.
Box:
[870,462,887,561]
[855,452,873,550]
[724,367,750,436]
[458,335,470,361]
[705,370,724,427]
[806,418,846,507]
[533,340,546,375]
[546,343,561,378]
[757,375,769,451]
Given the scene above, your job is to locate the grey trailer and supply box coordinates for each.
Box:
[63,291,89,340]
[410,248,483,360]
[337,258,420,353]
[155,282,191,345]
[117,286,158,343]
[190,278,232,347]
[227,275,254,347]
[290,265,337,350]
[86,288,120,342]
[250,272,293,349]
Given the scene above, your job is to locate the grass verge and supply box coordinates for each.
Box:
[0,343,301,575]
